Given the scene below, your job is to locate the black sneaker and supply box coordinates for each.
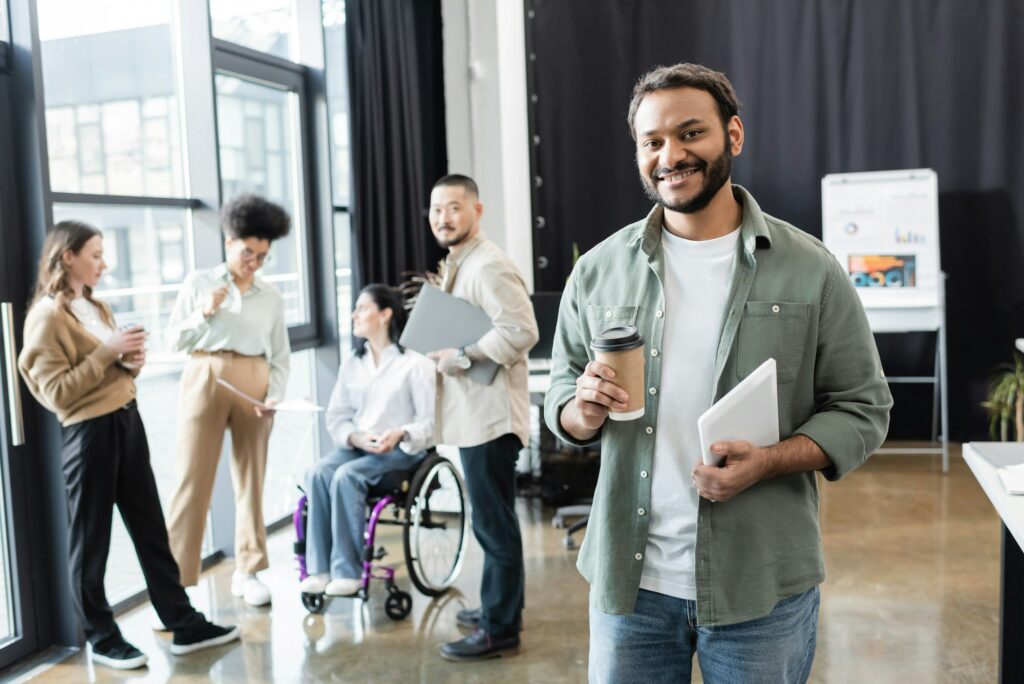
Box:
[456,608,481,629]
[170,621,241,655]
[440,628,520,661]
[89,637,148,670]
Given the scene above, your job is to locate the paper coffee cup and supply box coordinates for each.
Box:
[119,324,145,370]
[591,325,645,421]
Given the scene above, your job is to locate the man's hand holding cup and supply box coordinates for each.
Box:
[562,360,631,439]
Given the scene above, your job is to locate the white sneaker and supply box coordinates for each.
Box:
[325,577,362,596]
[299,573,328,594]
[231,572,272,607]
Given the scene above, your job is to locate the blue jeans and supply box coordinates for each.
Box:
[304,446,424,579]
[589,586,819,683]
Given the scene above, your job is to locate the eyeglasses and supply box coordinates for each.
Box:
[240,247,272,266]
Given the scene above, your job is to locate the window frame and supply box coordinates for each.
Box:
[212,39,320,346]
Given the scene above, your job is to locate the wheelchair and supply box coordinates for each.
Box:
[293,450,469,620]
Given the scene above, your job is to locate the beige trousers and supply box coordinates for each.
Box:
[166,352,273,586]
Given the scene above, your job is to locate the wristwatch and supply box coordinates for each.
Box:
[453,346,472,370]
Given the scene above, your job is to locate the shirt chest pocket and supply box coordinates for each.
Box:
[586,304,640,337]
[735,301,812,384]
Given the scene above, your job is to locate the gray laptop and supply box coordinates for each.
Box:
[399,284,500,385]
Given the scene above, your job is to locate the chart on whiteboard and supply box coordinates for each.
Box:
[821,169,941,309]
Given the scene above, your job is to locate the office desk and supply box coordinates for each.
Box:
[963,442,1024,683]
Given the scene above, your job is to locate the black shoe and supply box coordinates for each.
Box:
[440,628,520,661]
[171,621,241,655]
[89,636,148,670]
[456,608,481,629]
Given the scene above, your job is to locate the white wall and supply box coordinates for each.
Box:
[441,0,534,291]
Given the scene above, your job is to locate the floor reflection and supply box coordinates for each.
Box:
[22,449,999,683]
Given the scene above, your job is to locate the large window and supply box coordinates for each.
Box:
[210,0,295,61]
[323,0,354,354]
[215,73,309,325]
[38,0,185,196]
[36,0,195,604]
[26,0,345,616]
[323,0,349,207]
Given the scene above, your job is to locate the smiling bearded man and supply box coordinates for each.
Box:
[545,63,893,683]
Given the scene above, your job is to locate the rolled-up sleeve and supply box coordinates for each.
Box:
[544,266,602,448]
[399,356,436,454]
[470,265,539,367]
[167,272,211,353]
[794,260,893,481]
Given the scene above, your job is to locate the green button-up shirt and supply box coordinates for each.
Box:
[544,186,892,626]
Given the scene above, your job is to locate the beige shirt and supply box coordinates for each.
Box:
[168,263,291,403]
[437,233,539,448]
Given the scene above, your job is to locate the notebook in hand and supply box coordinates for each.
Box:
[698,358,780,466]
[399,284,500,385]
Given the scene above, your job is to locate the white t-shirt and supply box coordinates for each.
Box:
[640,226,740,600]
[68,297,115,343]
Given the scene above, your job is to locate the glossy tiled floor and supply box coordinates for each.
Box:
[22,450,1001,683]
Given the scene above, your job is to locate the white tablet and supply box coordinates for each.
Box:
[698,358,780,466]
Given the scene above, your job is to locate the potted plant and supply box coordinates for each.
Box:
[982,352,1024,441]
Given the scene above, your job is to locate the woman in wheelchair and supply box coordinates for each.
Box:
[300,284,435,597]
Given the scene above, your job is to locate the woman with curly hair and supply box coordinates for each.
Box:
[18,221,239,669]
[165,194,292,607]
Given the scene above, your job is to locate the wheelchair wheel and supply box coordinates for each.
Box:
[385,589,413,620]
[301,592,327,614]
[403,454,469,597]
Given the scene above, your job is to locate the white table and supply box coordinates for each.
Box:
[963,442,1024,683]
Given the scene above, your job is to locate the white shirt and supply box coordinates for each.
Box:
[326,344,436,454]
[68,297,114,343]
[640,226,740,600]
[168,263,291,403]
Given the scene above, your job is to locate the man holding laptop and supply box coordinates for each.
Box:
[424,174,539,661]
[545,63,892,681]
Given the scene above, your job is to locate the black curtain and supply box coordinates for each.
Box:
[527,0,1024,441]
[346,0,447,288]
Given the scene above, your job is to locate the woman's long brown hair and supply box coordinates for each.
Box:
[31,220,114,327]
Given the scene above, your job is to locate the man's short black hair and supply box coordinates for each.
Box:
[432,174,479,200]
[221,194,292,242]
[627,63,741,140]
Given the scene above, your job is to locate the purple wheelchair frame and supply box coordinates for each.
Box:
[294,493,397,595]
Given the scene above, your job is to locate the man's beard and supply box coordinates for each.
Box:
[641,140,732,214]
[434,225,467,249]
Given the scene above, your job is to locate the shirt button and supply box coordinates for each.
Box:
[772,304,780,313]
[655,310,664,318]
[648,387,657,395]
[640,470,649,478]
[645,427,653,435]
[634,553,643,561]
[651,349,659,357]
[605,310,612,318]
[637,508,646,516]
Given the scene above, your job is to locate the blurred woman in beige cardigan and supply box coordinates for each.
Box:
[18,221,239,670]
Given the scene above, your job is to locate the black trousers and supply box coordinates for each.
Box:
[61,402,204,644]
[460,433,525,638]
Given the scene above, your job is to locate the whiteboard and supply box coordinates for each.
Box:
[821,169,941,311]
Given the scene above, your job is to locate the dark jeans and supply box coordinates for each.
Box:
[460,433,525,638]
[62,402,205,645]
